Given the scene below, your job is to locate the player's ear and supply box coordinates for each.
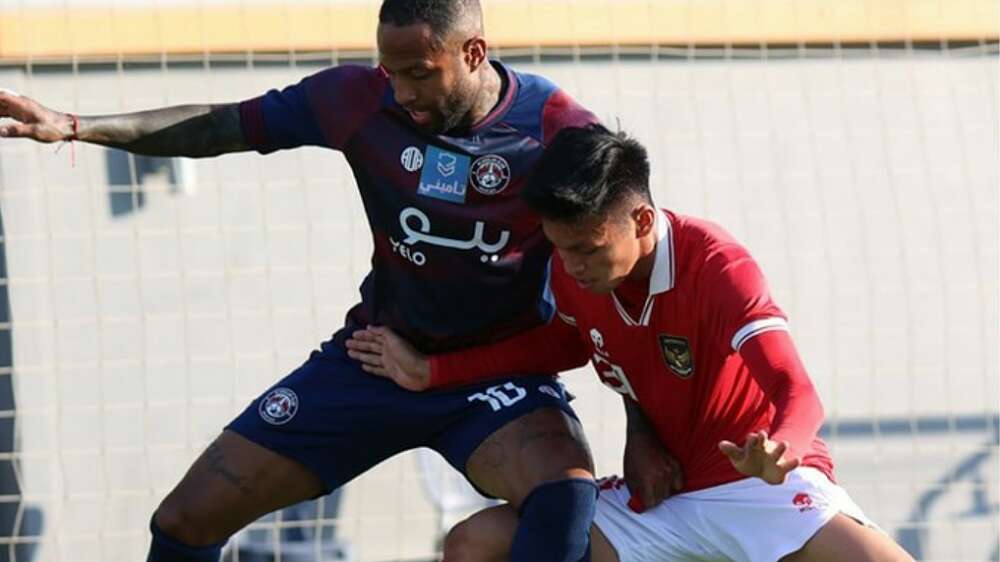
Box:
[463,36,488,71]
[632,205,656,238]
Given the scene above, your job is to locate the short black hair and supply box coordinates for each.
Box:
[379,0,482,42]
[523,124,652,222]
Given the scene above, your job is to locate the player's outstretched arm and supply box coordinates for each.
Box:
[347,318,590,391]
[622,397,683,512]
[0,89,249,157]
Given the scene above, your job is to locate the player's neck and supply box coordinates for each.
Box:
[626,231,659,286]
[466,61,504,127]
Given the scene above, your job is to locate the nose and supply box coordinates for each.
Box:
[393,82,417,107]
[561,253,587,276]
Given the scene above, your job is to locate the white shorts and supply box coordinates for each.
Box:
[593,467,877,562]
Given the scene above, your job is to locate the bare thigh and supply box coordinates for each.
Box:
[465,407,595,507]
[780,513,916,562]
[153,430,325,546]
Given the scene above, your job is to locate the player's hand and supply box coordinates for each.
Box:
[623,429,684,512]
[718,430,801,485]
[345,325,432,391]
[0,89,74,143]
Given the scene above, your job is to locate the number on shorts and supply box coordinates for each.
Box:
[467,382,528,412]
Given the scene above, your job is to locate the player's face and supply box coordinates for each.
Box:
[377,23,480,134]
[544,211,645,294]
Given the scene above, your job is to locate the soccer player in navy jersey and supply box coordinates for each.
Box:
[348,125,917,562]
[0,1,619,560]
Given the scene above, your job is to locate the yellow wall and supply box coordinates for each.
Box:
[1,0,997,61]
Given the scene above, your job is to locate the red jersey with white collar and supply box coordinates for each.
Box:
[433,209,833,491]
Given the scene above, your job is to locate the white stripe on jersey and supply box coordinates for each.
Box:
[731,317,789,351]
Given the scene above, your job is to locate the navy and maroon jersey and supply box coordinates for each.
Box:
[239,62,597,353]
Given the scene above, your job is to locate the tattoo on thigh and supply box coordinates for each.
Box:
[518,429,579,452]
[204,443,253,496]
[480,436,507,470]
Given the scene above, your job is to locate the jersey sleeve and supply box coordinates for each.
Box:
[239,65,387,154]
[541,89,599,146]
[430,257,590,388]
[698,245,788,353]
[739,330,824,460]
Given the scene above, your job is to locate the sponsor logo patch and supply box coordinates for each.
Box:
[418,146,471,204]
[400,146,424,172]
[793,492,814,512]
[259,387,299,425]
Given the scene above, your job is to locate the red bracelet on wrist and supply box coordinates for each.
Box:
[67,113,80,141]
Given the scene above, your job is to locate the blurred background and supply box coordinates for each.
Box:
[0,1,997,560]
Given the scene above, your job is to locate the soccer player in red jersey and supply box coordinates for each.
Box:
[348,124,916,562]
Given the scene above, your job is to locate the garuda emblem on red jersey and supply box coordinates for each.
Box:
[659,335,694,378]
[471,155,511,195]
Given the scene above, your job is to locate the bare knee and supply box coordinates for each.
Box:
[153,494,227,547]
[468,408,594,506]
[442,519,484,562]
[442,505,519,562]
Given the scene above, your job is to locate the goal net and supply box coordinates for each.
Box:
[0,1,996,561]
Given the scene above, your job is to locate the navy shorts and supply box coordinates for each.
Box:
[226,342,577,494]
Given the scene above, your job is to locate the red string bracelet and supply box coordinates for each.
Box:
[64,113,80,167]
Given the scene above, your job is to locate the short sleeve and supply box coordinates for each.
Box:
[541,89,599,146]
[239,65,387,154]
[699,247,788,353]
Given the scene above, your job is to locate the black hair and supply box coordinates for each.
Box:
[523,124,652,222]
[378,0,482,42]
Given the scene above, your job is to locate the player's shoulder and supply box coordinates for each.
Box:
[303,64,391,104]
[669,211,759,289]
[671,212,748,259]
[501,63,597,145]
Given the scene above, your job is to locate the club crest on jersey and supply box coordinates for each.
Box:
[400,146,424,172]
[659,335,693,378]
[259,387,299,425]
[418,146,471,204]
[470,155,511,195]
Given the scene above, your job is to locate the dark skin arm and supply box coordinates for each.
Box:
[622,396,684,512]
[0,89,248,157]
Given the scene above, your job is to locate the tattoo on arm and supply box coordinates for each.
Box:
[204,442,253,496]
[79,103,249,158]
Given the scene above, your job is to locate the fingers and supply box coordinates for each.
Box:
[718,440,743,461]
[0,89,18,118]
[358,361,388,378]
[770,440,788,462]
[345,334,382,353]
[346,347,383,369]
[0,122,37,139]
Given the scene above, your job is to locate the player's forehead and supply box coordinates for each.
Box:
[543,216,611,250]
[377,23,447,69]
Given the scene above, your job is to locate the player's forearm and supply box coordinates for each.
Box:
[623,396,656,436]
[430,320,589,388]
[740,331,824,456]
[69,104,249,157]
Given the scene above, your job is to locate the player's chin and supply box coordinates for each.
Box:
[582,280,616,294]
